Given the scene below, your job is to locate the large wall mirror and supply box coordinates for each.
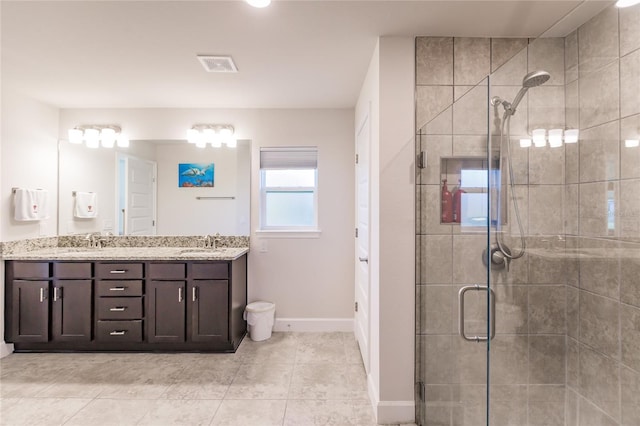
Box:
[58,140,251,236]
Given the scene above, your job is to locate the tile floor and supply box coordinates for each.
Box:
[0,332,391,426]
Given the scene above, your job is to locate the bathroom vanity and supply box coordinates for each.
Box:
[3,246,248,352]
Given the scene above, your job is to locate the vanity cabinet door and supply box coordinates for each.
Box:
[10,280,50,343]
[189,280,229,342]
[147,280,186,343]
[51,280,92,342]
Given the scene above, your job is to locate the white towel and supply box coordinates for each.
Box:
[14,189,50,221]
[74,192,98,218]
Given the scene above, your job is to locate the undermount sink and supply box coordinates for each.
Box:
[177,248,222,255]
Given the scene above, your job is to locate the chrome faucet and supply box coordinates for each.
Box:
[85,233,105,249]
[203,233,222,249]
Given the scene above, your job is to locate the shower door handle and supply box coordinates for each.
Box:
[458,284,496,342]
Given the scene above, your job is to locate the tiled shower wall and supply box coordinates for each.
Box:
[417,3,640,426]
[416,35,568,426]
[564,4,640,426]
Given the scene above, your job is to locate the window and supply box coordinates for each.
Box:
[260,147,318,231]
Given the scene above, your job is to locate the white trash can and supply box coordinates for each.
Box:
[243,301,276,342]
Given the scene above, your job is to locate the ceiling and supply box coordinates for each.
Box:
[1,0,613,109]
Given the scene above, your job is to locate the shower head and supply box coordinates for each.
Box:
[522,70,551,88]
[502,70,551,116]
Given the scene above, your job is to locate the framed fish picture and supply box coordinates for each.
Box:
[178,163,215,187]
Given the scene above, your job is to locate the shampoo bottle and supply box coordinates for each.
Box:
[441,179,453,223]
[453,180,466,223]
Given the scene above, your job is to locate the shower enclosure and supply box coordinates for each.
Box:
[415,3,640,425]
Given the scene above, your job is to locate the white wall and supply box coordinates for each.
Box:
[1,89,60,356]
[356,37,415,424]
[59,108,355,323]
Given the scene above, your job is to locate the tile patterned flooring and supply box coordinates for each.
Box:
[0,332,388,426]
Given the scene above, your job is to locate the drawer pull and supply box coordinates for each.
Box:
[110,270,127,274]
[109,287,126,291]
[39,287,46,303]
[53,287,59,301]
[192,287,197,302]
[109,307,127,312]
[178,287,183,302]
[109,330,127,336]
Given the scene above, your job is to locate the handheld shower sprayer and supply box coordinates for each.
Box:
[488,70,550,271]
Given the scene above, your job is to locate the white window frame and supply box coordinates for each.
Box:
[258,147,320,235]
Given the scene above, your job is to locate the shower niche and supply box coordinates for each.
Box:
[440,156,504,227]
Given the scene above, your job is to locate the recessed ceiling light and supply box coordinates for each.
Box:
[247,0,271,8]
[616,0,640,7]
[197,55,238,73]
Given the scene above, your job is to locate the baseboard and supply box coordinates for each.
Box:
[375,400,415,425]
[273,318,354,332]
[367,374,415,425]
[0,342,14,358]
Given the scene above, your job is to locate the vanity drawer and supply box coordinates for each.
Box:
[148,263,186,280]
[96,263,143,279]
[191,263,228,279]
[54,262,92,279]
[97,297,143,320]
[96,320,142,342]
[11,262,50,279]
[97,280,143,297]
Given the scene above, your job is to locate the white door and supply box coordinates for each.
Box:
[126,156,156,235]
[355,110,371,373]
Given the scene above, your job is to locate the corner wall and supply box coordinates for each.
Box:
[357,36,416,425]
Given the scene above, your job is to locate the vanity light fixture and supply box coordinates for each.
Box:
[246,0,271,8]
[67,125,129,149]
[616,0,640,7]
[187,124,237,148]
[521,128,580,148]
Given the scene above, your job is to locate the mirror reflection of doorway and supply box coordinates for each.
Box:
[117,153,157,235]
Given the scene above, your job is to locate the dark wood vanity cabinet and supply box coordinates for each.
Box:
[6,262,92,343]
[4,255,247,352]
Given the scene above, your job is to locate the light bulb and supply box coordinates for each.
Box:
[84,128,100,148]
[246,0,271,7]
[564,129,579,144]
[532,129,546,147]
[548,129,563,148]
[101,128,116,148]
[68,128,83,144]
[187,129,200,144]
[203,129,216,144]
[519,138,532,148]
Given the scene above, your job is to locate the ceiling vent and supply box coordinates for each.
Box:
[197,55,238,73]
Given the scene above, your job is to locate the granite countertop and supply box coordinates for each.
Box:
[3,246,249,261]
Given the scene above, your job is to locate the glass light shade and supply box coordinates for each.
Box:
[100,128,116,148]
[226,137,238,148]
[564,129,579,143]
[195,139,206,148]
[116,135,130,148]
[202,129,216,144]
[220,127,235,146]
[616,0,640,7]
[246,0,271,7]
[84,128,100,148]
[548,129,563,148]
[532,129,546,147]
[519,138,532,148]
[211,135,222,148]
[625,139,640,148]
[68,128,84,144]
[187,129,200,144]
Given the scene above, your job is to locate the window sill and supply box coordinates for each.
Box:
[255,229,322,239]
